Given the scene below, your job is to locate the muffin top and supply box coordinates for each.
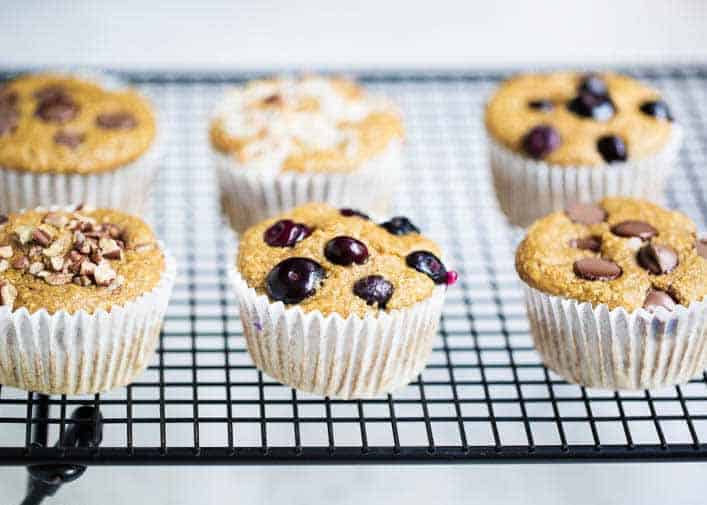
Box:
[516,197,706,312]
[0,73,156,174]
[0,207,165,314]
[210,75,403,174]
[237,203,455,318]
[485,72,675,166]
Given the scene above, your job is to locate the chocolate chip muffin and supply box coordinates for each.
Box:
[0,72,159,213]
[231,203,455,398]
[211,75,404,233]
[0,206,176,395]
[516,197,707,390]
[485,71,682,227]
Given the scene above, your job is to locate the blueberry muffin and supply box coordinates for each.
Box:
[211,75,404,232]
[231,203,456,398]
[0,206,176,394]
[516,197,706,390]
[485,72,682,227]
[0,72,159,213]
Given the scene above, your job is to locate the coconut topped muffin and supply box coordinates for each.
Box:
[0,73,156,174]
[0,207,164,314]
[237,203,456,318]
[485,72,675,166]
[516,197,706,311]
[210,76,403,173]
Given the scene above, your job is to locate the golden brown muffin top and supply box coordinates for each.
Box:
[237,203,455,318]
[485,72,675,166]
[0,73,156,174]
[210,76,403,174]
[516,197,706,311]
[0,207,165,314]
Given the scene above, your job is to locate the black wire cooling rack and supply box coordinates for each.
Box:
[2,67,707,471]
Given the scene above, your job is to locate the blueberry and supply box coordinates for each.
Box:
[522,125,561,159]
[340,208,370,220]
[597,135,627,163]
[380,217,420,236]
[263,219,312,247]
[640,100,673,121]
[324,236,369,266]
[353,275,394,308]
[406,251,447,284]
[567,92,615,121]
[265,257,324,304]
[578,74,609,97]
[529,100,554,112]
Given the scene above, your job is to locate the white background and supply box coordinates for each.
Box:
[2,1,707,504]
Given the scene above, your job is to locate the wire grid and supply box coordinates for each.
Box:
[1,68,707,465]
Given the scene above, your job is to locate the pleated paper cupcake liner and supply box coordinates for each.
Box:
[229,266,446,399]
[0,248,177,395]
[489,128,683,228]
[215,141,402,234]
[0,70,164,215]
[522,283,707,390]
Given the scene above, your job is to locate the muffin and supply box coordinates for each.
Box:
[211,75,404,233]
[516,197,707,390]
[485,72,682,227]
[230,203,456,398]
[0,206,176,394]
[0,72,159,214]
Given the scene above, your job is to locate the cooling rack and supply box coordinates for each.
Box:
[2,68,707,483]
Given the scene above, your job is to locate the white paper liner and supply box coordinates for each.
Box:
[229,266,446,399]
[0,70,163,215]
[215,141,402,233]
[0,248,177,395]
[489,127,683,228]
[522,283,707,390]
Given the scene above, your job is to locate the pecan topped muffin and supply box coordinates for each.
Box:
[516,197,706,311]
[211,75,403,173]
[0,206,164,314]
[237,203,454,318]
[486,72,674,166]
[0,73,155,174]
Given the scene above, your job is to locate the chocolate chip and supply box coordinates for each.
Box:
[0,90,18,109]
[643,289,677,312]
[0,215,8,225]
[522,125,561,159]
[567,93,615,121]
[611,220,657,240]
[578,74,609,97]
[573,257,622,281]
[340,208,370,220]
[569,236,601,252]
[597,135,627,163]
[637,243,678,275]
[35,94,79,123]
[96,112,137,130]
[565,202,606,225]
[33,84,67,102]
[528,100,553,112]
[640,100,673,121]
[698,239,707,259]
[0,108,19,136]
[53,130,85,149]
